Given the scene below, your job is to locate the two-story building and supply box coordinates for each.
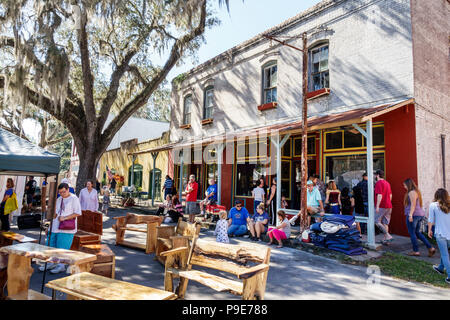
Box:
[155,0,448,237]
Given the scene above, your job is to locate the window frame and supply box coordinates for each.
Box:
[203,86,214,120]
[183,94,193,125]
[262,61,278,104]
[308,43,329,92]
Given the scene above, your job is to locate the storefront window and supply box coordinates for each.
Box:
[363,126,385,146]
[205,164,218,184]
[344,130,363,148]
[282,139,291,158]
[325,131,343,150]
[281,160,291,199]
[294,136,316,156]
[325,153,385,190]
[235,163,266,197]
[128,164,143,188]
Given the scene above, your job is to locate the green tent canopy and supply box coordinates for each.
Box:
[0,127,61,176]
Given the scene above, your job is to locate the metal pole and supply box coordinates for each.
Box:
[366,119,376,249]
[130,155,136,187]
[441,134,446,188]
[151,152,158,207]
[179,150,184,201]
[275,134,281,226]
[300,32,309,231]
[41,174,58,293]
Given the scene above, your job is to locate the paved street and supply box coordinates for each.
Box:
[12,207,450,300]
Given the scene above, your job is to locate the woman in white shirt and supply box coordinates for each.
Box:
[252,180,266,215]
[428,188,450,284]
[79,180,99,212]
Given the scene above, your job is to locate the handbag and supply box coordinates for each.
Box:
[58,197,76,230]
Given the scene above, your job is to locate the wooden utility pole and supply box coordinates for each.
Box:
[300,32,309,232]
[264,32,309,230]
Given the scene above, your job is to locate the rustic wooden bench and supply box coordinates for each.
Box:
[112,213,163,254]
[46,272,177,300]
[155,218,201,264]
[70,210,103,250]
[163,237,271,300]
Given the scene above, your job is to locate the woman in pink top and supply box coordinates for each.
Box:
[403,178,436,257]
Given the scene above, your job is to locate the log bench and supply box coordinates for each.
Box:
[155,218,201,264]
[46,272,177,300]
[163,237,271,300]
[112,213,163,254]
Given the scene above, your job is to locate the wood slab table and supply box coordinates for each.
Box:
[46,272,177,300]
[0,243,96,299]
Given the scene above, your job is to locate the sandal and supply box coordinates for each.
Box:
[428,247,436,257]
[407,252,421,256]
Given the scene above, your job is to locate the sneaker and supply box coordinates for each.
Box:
[446,278,450,285]
[39,263,56,272]
[50,264,66,274]
[433,265,445,275]
[257,238,262,242]
[243,234,250,238]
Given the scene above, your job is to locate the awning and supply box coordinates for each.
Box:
[0,128,61,176]
[130,98,413,155]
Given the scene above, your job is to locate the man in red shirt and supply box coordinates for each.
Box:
[184,174,199,223]
[374,170,394,244]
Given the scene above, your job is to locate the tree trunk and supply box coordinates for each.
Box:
[75,147,101,195]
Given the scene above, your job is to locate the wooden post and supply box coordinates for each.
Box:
[151,152,158,207]
[47,181,57,220]
[300,32,309,231]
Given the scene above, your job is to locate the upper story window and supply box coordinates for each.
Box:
[262,62,277,104]
[203,86,214,119]
[309,43,329,91]
[183,94,192,125]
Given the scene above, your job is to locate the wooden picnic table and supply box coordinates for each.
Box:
[46,272,177,300]
[0,242,96,300]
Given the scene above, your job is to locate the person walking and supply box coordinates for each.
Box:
[102,190,110,216]
[24,176,37,212]
[267,210,291,248]
[325,180,341,214]
[374,170,394,244]
[184,174,199,223]
[357,173,369,217]
[403,178,435,256]
[1,178,17,231]
[39,182,82,274]
[428,188,450,284]
[248,203,269,242]
[266,177,277,225]
[252,179,266,215]
[162,175,174,200]
[227,200,250,237]
[79,180,99,212]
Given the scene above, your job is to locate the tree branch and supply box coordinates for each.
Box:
[100,0,207,151]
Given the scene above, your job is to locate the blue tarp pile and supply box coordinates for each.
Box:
[310,214,367,256]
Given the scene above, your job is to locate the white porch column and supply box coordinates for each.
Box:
[366,119,376,249]
[271,133,290,226]
[178,150,183,201]
[217,143,225,205]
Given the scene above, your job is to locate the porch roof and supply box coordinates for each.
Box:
[130,98,413,155]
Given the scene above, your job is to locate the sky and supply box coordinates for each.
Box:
[167,0,322,82]
[23,0,322,141]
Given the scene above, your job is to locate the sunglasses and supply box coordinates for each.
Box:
[236,205,242,208]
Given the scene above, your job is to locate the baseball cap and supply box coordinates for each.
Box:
[307,180,314,185]
[235,200,242,205]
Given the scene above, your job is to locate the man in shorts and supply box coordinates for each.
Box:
[290,180,325,227]
[199,178,217,217]
[184,174,199,223]
[374,170,393,244]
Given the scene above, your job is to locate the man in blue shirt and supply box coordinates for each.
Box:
[228,200,251,237]
[200,178,218,217]
[162,175,174,200]
[291,180,325,227]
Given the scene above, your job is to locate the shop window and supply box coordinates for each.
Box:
[203,86,214,119]
[281,160,291,199]
[183,95,192,125]
[325,131,343,150]
[309,43,329,92]
[236,138,269,162]
[282,138,291,158]
[294,136,316,156]
[324,152,385,191]
[344,130,363,148]
[149,169,162,201]
[364,126,385,146]
[235,163,266,197]
[205,163,218,186]
[128,164,143,188]
[262,62,277,104]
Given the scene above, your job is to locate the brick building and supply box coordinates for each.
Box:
[159,0,449,238]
